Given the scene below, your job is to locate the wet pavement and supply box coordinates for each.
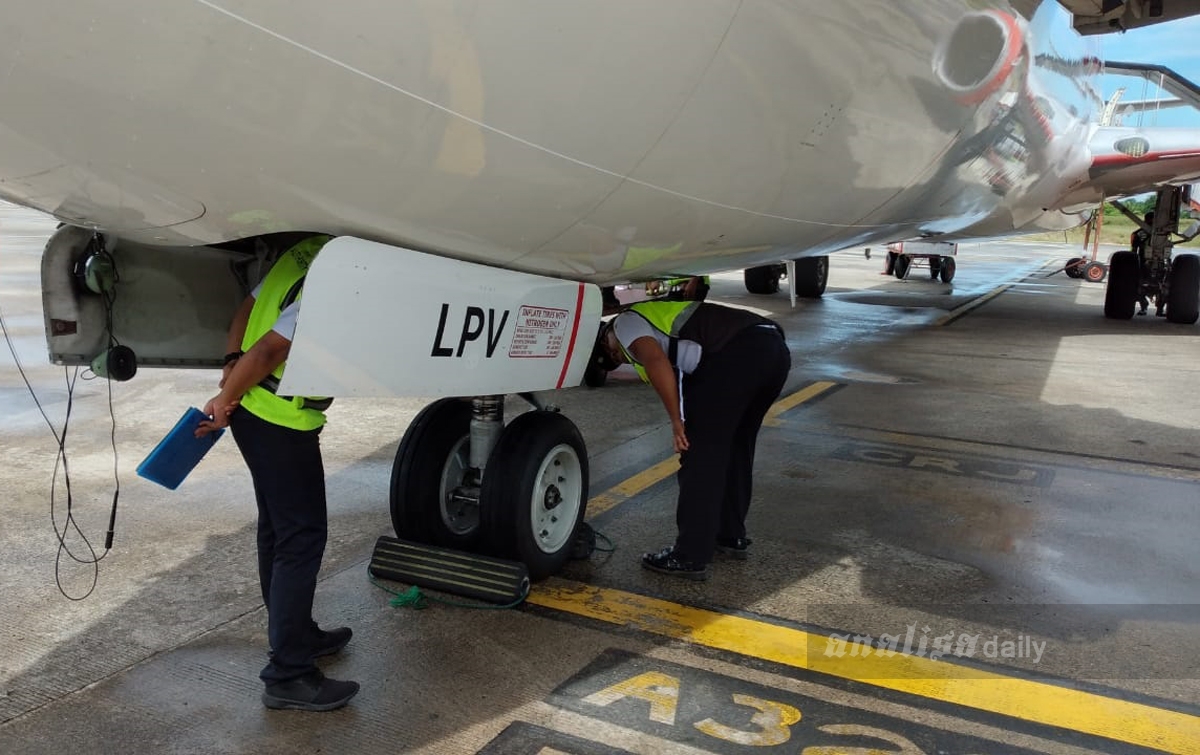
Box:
[1,202,1198,754]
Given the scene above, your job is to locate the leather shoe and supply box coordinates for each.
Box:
[641,547,709,580]
[262,671,359,711]
[312,626,352,658]
[716,537,752,560]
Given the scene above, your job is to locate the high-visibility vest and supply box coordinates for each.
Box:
[617,300,700,383]
[239,235,331,431]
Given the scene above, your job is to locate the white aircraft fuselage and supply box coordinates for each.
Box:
[6,0,1200,583]
[0,0,1101,284]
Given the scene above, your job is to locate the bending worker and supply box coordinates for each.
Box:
[196,234,359,712]
[1130,211,1154,316]
[592,300,790,580]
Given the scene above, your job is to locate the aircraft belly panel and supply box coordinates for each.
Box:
[0,0,1125,281]
[280,237,602,398]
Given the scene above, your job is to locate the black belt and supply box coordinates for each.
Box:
[258,374,334,412]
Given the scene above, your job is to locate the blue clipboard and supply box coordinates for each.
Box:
[136,407,225,490]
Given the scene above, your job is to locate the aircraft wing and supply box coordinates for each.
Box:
[1104,61,1200,111]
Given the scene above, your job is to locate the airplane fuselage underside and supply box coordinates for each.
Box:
[14,0,1200,588]
[2,1,1096,285]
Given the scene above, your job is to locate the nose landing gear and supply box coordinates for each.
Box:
[389,395,589,581]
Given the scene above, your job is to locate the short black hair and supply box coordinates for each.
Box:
[591,321,620,372]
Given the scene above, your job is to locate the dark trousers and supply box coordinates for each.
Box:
[675,326,790,563]
[229,407,327,684]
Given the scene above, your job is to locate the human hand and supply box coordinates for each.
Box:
[195,394,239,437]
[672,419,689,453]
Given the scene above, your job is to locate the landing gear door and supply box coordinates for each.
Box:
[280,237,603,398]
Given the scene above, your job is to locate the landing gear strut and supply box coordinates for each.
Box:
[389,394,589,580]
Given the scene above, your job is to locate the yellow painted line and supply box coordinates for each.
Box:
[763,380,839,427]
[588,456,680,517]
[588,381,840,517]
[529,581,1200,754]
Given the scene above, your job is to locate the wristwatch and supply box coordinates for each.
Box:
[223,350,244,366]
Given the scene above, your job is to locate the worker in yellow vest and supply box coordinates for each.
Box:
[196,235,358,711]
[591,300,790,580]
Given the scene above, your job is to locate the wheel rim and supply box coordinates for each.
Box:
[529,443,583,553]
[438,436,476,535]
[1087,265,1104,282]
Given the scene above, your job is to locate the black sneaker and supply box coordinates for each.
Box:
[716,537,752,560]
[312,626,352,658]
[262,672,359,712]
[641,547,709,581]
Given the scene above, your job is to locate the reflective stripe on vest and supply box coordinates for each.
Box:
[620,300,700,383]
[239,235,331,431]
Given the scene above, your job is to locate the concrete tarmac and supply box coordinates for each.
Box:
[1,202,1198,754]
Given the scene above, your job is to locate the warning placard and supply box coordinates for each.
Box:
[509,305,570,359]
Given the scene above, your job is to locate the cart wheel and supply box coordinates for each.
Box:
[939,256,956,283]
[1084,261,1107,283]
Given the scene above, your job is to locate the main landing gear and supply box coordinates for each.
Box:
[744,256,829,297]
[1103,186,1200,325]
[389,394,588,581]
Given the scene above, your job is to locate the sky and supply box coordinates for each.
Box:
[1095,15,1200,127]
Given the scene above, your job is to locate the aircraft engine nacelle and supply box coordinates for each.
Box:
[933,10,1028,106]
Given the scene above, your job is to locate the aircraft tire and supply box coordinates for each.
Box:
[744,265,782,294]
[893,254,910,279]
[389,398,484,550]
[1065,257,1083,278]
[1103,251,1138,320]
[1165,254,1200,325]
[939,256,956,283]
[481,411,588,581]
[794,256,829,297]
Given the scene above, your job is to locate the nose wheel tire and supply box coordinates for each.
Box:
[481,411,588,581]
[389,398,483,550]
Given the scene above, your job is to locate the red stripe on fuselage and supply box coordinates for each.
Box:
[1092,150,1200,168]
[556,284,586,389]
